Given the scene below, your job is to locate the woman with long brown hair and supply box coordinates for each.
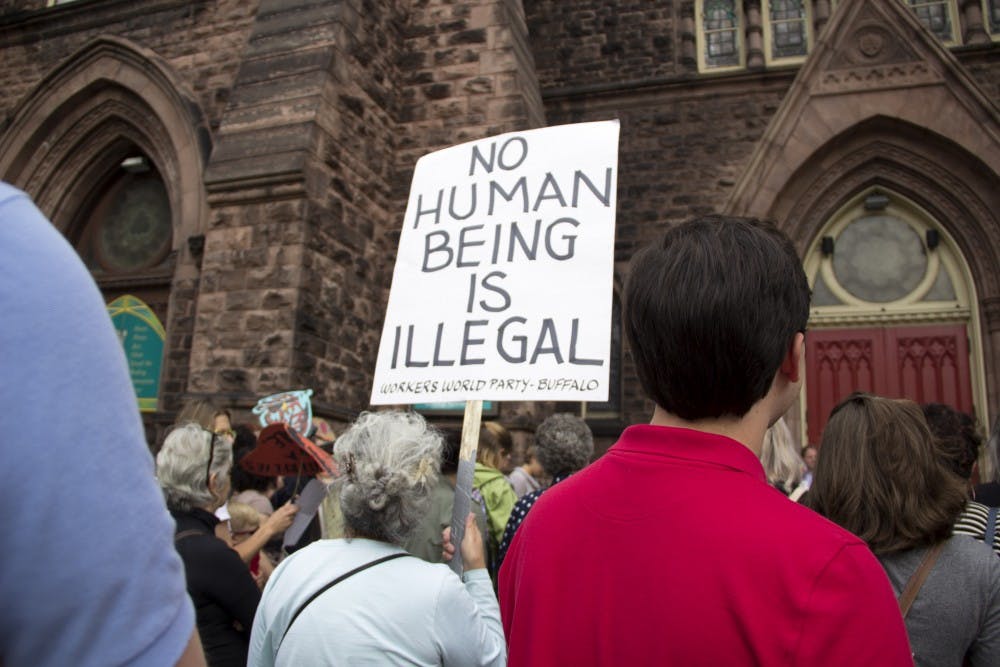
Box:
[807,393,1000,666]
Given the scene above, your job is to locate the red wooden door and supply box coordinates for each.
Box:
[805,328,883,444]
[804,324,972,444]
[885,325,974,414]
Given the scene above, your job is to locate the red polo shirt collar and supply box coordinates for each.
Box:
[609,423,768,484]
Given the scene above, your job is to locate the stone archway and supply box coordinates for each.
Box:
[0,36,213,429]
[0,36,211,247]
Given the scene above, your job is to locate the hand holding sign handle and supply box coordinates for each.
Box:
[448,399,483,575]
[442,513,486,571]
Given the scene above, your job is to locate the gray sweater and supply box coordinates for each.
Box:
[880,536,1000,667]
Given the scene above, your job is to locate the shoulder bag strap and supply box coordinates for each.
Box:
[174,529,204,543]
[277,552,409,651]
[898,542,945,618]
[984,507,999,549]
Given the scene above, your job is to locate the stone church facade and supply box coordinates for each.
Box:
[1,0,998,450]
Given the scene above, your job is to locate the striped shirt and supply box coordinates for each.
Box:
[953,500,1000,555]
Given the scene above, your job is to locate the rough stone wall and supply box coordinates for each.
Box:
[0,0,257,131]
[962,49,1000,103]
[298,0,409,414]
[395,0,545,176]
[523,0,680,90]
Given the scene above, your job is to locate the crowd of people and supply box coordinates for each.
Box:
[4,179,1000,666]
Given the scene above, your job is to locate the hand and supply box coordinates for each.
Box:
[262,502,298,538]
[441,514,485,571]
[442,525,456,563]
[459,513,486,571]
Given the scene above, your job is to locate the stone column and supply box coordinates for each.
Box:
[745,0,765,70]
[960,0,991,45]
[680,1,697,71]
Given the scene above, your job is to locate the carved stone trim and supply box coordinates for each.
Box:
[983,297,1000,330]
[809,308,972,327]
[814,62,941,95]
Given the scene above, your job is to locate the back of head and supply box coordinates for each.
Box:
[230,423,273,493]
[335,411,441,545]
[477,421,511,471]
[624,215,809,420]
[227,501,262,534]
[922,402,982,481]
[534,413,594,478]
[807,393,966,555]
[175,399,218,430]
[439,428,462,475]
[156,422,233,512]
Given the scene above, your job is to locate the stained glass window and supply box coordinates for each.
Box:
[832,215,928,303]
[907,1,958,43]
[77,163,172,275]
[768,0,809,60]
[702,0,742,69]
[987,0,1000,36]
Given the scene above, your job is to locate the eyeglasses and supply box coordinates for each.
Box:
[215,428,236,439]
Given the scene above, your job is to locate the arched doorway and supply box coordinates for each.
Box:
[0,37,211,443]
[801,187,986,443]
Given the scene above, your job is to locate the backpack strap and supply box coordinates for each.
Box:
[277,552,409,653]
[174,529,204,543]
[898,542,944,618]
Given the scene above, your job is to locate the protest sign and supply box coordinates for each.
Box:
[371,120,620,405]
[240,423,337,478]
[252,389,314,435]
[107,295,164,412]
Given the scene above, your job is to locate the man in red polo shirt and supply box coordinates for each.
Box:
[499,216,912,665]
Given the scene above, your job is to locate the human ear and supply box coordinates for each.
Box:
[779,332,805,383]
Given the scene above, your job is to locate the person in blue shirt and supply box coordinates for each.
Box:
[0,183,205,667]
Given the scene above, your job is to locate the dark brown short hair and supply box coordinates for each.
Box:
[806,393,967,556]
[624,215,810,420]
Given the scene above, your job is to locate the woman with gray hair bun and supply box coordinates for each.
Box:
[249,411,506,667]
[157,422,261,667]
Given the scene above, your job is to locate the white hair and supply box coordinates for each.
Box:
[156,422,233,512]
[335,411,441,545]
[760,417,804,491]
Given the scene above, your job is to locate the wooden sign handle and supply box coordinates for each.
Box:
[448,400,483,575]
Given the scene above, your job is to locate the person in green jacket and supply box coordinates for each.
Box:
[473,422,517,573]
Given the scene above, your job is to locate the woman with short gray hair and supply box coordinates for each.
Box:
[157,422,260,667]
[249,410,505,667]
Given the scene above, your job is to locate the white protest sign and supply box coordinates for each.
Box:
[371,120,619,405]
